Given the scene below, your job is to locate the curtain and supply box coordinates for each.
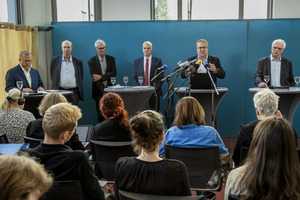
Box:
[0,22,38,103]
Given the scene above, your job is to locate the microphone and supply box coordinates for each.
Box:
[157,65,168,71]
[202,60,210,69]
[193,59,201,70]
[189,59,199,65]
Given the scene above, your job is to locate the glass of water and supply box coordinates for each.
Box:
[294,76,300,87]
[123,76,128,87]
[264,75,270,87]
[111,77,116,87]
[16,81,23,90]
[138,76,143,88]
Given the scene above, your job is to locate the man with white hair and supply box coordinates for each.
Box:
[88,39,117,123]
[232,88,298,166]
[254,39,295,88]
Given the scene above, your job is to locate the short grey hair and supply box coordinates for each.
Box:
[196,39,209,47]
[61,40,72,47]
[95,39,106,48]
[272,39,286,49]
[253,88,279,116]
[143,41,152,47]
[19,50,31,59]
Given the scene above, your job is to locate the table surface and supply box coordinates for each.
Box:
[104,86,154,93]
[175,87,229,93]
[249,87,300,94]
[23,90,73,97]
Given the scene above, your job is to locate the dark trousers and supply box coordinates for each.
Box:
[59,87,79,105]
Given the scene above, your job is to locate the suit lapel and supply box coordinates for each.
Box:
[96,55,102,75]
[280,58,286,85]
[18,65,30,88]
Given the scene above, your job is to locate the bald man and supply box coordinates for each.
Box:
[50,40,84,105]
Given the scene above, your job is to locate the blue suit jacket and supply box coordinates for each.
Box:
[5,64,44,92]
[132,56,163,96]
[50,55,84,101]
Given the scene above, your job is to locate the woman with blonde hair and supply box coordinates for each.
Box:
[225,117,300,200]
[114,110,191,199]
[159,96,228,155]
[0,88,35,143]
[26,92,84,150]
[0,154,53,200]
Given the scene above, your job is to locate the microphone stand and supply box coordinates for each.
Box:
[163,76,171,128]
[151,69,160,112]
[205,67,219,128]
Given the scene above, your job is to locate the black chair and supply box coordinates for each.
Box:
[0,133,9,143]
[119,190,205,200]
[164,145,224,192]
[23,136,43,148]
[228,194,240,200]
[39,180,85,200]
[90,140,136,181]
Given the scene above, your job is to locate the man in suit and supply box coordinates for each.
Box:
[88,39,117,123]
[182,39,225,83]
[50,40,84,105]
[132,41,164,112]
[254,39,295,88]
[5,50,44,92]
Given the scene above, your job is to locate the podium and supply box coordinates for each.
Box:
[175,87,228,127]
[104,86,154,117]
[24,90,73,118]
[249,87,300,124]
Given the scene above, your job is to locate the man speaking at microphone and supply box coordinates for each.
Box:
[132,41,164,112]
[182,39,225,84]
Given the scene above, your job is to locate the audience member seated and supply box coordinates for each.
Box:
[0,154,53,200]
[225,117,300,200]
[114,110,191,199]
[159,96,229,164]
[91,92,131,141]
[22,102,105,200]
[26,92,84,150]
[232,88,298,166]
[0,88,35,143]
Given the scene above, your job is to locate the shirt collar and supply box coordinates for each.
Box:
[144,55,152,61]
[97,54,105,61]
[19,64,31,72]
[62,55,72,62]
[270,54,281,61]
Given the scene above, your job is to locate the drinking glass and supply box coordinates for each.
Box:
[16,81,23,90]
[294,76,300,87]
[123,76,128,87]
[111,77,116,87]
[264,75,270,87]
[138,76,143,88]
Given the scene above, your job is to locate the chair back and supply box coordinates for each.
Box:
[90,140,136,181]
[119,190,205,200]
[0,134,9,143]
[240,146,249,165]
[228,194,240,200]
[23,136,43,148]
[164,145,220,190]
[39,180,85,200]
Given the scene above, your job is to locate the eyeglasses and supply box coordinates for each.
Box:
[197,47,208,50]
[97,47,106,50]
[273,46,283,51]
[21,60,32,62]
[63,46,72,49]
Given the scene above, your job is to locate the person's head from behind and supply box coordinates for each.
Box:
[38,92,67,116]
[253,88,279,119]
[243,117,300,199]
[130,110,164,154]
[1,88,25,113]
[0,154,53,200]
[42,102,82,143]
[174,96,205,129]
[100,92,129,130]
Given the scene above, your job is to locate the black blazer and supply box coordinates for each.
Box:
[50,55,84,101]
[254,56,295,87]
[88,54,117,100]
[181,55,225,83]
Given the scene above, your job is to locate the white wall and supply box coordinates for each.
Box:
[102,0,150,21]
[273,0,300,18]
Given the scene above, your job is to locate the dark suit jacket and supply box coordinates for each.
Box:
[181,55,225,83]
[50,55,84,101]
[5,64,44,92]
[88,54,117,100]
[132,56,164,96]
[254,56,295,87]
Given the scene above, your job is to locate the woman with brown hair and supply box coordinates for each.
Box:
[159,96,228,155]
[26,92,84,150]
[0,155,53,200]
[114,110,191,199]
[225,117,300,200]
[91,92,131,141]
